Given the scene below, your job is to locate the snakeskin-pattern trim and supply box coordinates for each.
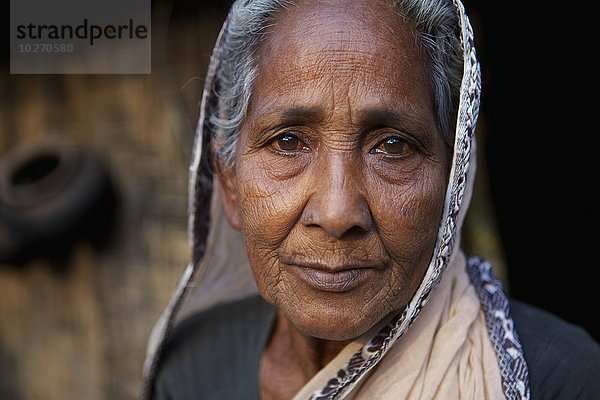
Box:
[466,257,530,400]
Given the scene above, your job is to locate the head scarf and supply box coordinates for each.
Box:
[141,1,530,399]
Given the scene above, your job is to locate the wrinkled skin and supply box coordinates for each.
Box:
[217,0,449,397]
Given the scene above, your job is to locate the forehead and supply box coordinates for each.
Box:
[250,0,434,124]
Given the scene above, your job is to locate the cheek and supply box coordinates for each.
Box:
[235,156,310,298]
[368,162,447,293]
[236,156,309,242]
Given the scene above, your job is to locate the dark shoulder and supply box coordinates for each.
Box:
[154,295,277,400]
[510,299,600,399]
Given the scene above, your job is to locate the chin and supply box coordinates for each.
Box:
[280,298,385,341]
[308,326,367,342]
[297,320,368,342]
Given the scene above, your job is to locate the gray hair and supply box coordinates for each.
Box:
[210,0,463,166]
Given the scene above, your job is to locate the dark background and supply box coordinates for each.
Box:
[463,1,598,341]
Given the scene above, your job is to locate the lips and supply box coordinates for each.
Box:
[292,265,374,292]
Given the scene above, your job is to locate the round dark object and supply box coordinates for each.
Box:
[0,138,117,264]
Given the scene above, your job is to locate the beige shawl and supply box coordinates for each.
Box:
[293,252,503,400]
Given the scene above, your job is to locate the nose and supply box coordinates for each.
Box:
[301,157,372,239]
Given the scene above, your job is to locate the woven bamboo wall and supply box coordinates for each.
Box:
[0,3,228,398]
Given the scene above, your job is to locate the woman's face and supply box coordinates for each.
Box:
[219,0,449,341]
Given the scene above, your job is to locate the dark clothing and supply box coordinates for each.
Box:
[155,296,277,400]
[510,300,600,399]
[155,296,600,399]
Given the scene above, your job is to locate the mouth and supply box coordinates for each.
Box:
[288,261,379,293]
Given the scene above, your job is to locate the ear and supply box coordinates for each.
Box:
[215,159,242,231]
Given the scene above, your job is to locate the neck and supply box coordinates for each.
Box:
[259,310,351,399]
[275,309,350,377]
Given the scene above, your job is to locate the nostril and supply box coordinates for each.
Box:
[301,208,372,239]
[344,224,369,238]
[301,189,373,238]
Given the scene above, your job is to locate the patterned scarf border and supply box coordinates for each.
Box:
[466,257,530,400]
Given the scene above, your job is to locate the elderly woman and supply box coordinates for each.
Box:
[141,0,600,398]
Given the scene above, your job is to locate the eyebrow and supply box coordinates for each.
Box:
[250,104,436,145]
[248,105,326,135]
[275,106,326,126]
[354,108,434,134]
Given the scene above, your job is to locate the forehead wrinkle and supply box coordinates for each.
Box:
[290,48,424,119]
[248,0,436,149]
[293,46,398,87]
[254,16,429,116]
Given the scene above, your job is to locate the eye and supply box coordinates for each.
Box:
[371,137,413,156]
[270,133,308,152]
